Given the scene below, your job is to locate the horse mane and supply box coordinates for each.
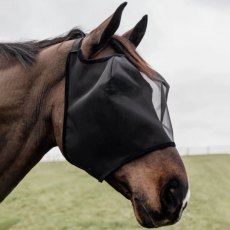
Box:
[0,28,84,66]
[0,28,156,79]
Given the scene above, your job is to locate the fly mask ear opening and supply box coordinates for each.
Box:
[122,15,148,48]
[81,2,127,58]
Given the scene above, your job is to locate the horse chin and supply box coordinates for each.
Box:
[131,196,179,228]
[132,200,158,228]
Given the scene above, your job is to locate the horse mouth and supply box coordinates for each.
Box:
[132,197,158,228]
[131,197,179,228]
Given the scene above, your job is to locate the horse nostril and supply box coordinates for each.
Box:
[160,180,182,219]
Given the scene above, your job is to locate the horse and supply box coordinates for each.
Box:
[0,2,189,228]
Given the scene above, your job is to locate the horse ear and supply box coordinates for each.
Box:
[122,15,148,48]
[81,2,127,58]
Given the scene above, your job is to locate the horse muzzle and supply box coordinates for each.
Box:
[131,180,190,228]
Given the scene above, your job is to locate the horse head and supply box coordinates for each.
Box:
[61,2,190,228]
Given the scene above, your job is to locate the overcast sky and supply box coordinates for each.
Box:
[1,0,230,149]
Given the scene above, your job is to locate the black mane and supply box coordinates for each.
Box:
[0,28,84,66]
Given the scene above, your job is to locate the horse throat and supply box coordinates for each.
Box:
[0,40,74,202]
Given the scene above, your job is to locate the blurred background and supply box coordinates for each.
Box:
[0,1,229,230]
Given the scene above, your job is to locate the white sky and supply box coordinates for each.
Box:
[1,0,230,149]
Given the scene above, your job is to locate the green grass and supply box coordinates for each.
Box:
[0,155,229,230]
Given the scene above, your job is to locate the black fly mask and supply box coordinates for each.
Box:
[63,37,175,181]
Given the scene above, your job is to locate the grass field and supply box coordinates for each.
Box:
[0,155,229,230]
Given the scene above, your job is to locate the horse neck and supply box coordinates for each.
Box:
[0,40,74,202]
